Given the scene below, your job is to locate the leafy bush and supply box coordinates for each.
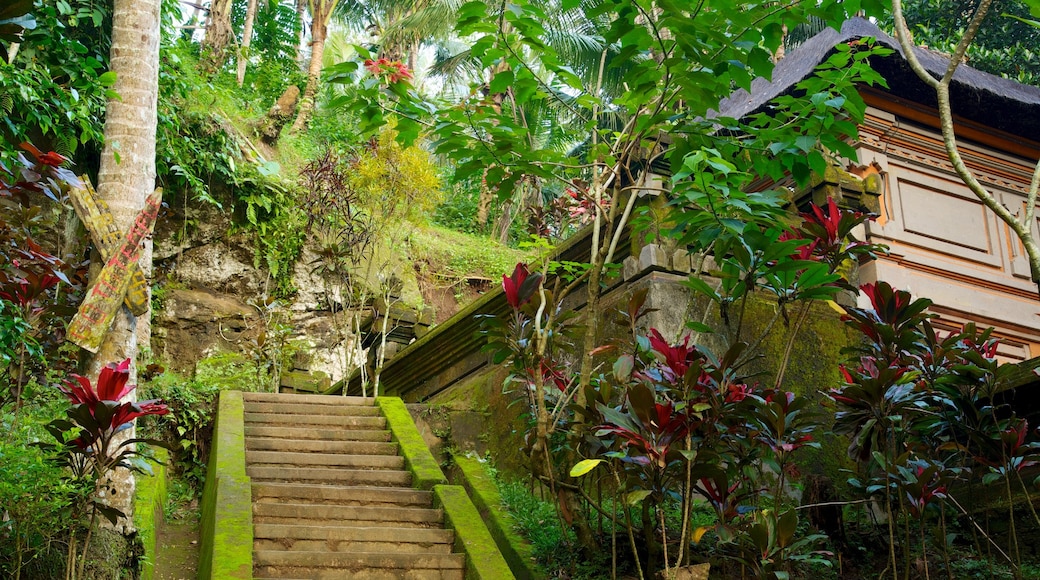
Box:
[139,353,261,490]
[0,0,112,164]
[0,409,82,580]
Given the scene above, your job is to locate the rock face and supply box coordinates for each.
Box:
[153,287,257,374]
[150,197,432,386]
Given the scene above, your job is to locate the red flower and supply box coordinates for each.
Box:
[503,263,534,309]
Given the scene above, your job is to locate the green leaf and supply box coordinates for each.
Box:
[626,490,652,505]
[569,458,604,477]
[489,70,514,95]
[98,71,117,87]
[1019,0,1040,19]
[613,354,634,382]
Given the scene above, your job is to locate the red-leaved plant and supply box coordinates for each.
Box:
[41,359,170,579]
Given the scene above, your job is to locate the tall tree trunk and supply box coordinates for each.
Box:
[295,0,308,70]
[290,18,327,133]
[236,0,259,86]
[202,0,234,71]
[476,57,512,228]
[93,0,161,530]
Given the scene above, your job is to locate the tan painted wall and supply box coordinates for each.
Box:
[856,105,1040,360]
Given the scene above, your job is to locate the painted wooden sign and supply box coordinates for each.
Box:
[68,179,150,316]
[67,189,163,353]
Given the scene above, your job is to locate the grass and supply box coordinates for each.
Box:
[409,225,542,282]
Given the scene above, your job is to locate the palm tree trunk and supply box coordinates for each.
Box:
[236,0,259,86]
[290,19,327,133]
[91,0,161,530]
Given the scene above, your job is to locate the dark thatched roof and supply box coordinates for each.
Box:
[713,18,1040,141]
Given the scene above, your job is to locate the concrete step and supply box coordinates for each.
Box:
[252,483,433,508]
[253,524,454,553]
[244,412,386,429]
[242,392,375,406]
[246,450,404,470]
[254,566,464,579]
[244,425,391,442]
[246,437,398,455]
[246,466,412,486]
[244,401,381,416]
[253,551,465,578]
[254,502,444,527]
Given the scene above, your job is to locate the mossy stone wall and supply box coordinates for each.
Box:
[133,447,168,580]
[197,390,252,579]
[378,396,448,489]
[434,484,517,580]
[451,454,542,580]
[426,271,856,488]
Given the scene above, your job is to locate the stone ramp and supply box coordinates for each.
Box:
[243,392,466,580]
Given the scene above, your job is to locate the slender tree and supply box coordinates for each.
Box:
[290,0,342,132]
[202,0,235,69]
[237,0,260,85]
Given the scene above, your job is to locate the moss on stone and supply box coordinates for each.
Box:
[428,366,532,477]
[452,455,542,580]
[378,396,448,489]
[133,447,168,580]
[82,527,141,580]
[198,390,253,579]
[434,484,517,580]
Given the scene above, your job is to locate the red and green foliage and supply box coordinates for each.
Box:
[0,143,85,410]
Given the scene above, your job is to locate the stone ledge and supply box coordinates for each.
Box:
[434,484,517,580]
[198,391,253,579]
[378,396,448,490]
[452,454,541,580]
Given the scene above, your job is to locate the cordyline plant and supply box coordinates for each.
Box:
[831,281,1040,579]
[0,143,84,411]
[482,195,884,577]
[487,279,828,577]
[38,359,170,580]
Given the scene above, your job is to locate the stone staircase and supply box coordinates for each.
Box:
[242,392,466,579]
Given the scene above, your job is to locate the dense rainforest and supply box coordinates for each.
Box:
[3,0,1040,578]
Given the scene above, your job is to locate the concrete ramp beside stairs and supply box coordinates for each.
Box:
[230,391,513,580]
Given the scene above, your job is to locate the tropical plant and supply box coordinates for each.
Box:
[0,144,83,411]
[0,0,114,163]
[39,359,169,580]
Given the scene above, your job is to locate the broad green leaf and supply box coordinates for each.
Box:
[569,458,604,477]
[98,71,117,87]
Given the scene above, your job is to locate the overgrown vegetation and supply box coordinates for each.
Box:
[3,0,1040,577]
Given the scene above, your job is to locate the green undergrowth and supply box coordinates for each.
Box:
[495,478,609,579]
[410,226,541,283]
